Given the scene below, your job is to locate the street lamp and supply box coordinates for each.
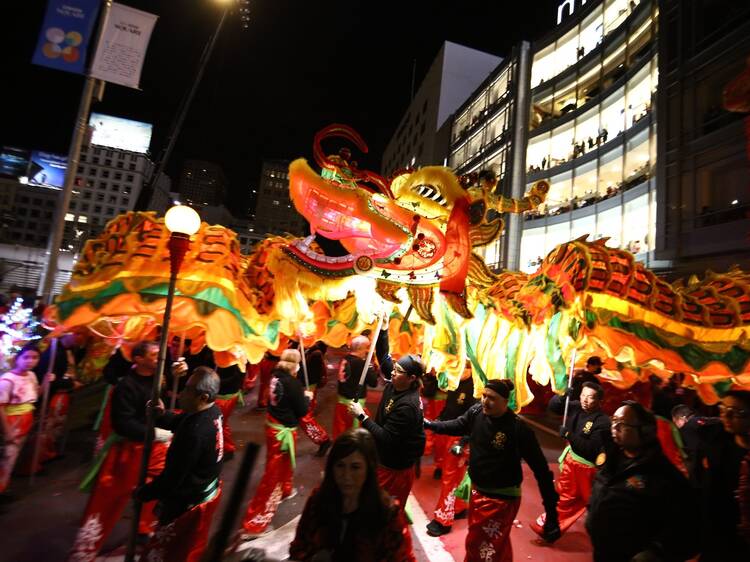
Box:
[125,204,201,562]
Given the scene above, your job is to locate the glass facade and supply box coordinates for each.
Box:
[520,0,658,272]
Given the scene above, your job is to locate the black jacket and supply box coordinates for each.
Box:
[337,354,378,400]
[429,404,558,512]
[362,383,425,470]
[268,368,309,427]
[438,377,476,421]
[111,371,161,442]
[140,404,223,523]
[586,443,698,562]
[549,394,611,463]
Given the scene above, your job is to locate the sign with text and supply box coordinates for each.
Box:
[32,0,101,75]
[90,2,158,89]
[28,151,68,189]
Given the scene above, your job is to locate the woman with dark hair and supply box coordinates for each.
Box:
[289,429,415,562]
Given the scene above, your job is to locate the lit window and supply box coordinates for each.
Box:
[64,213,75,221]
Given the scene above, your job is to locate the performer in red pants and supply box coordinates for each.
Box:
[531,381,610,538]
[214,363,245,458]
[425,379,561,560]
[422,370,447,470]
[239,349,311,538]
[67,341,185,562]
[427,363,476,536]
[255,352,279,410]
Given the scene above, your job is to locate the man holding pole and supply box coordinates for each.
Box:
[349,344,426,510]
[136,366,224,562]
[333,335,379,439]
[67,341,187,562]
[531,381,611,538]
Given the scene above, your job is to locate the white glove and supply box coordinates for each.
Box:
[348,400,366,420]
[154,428,172,443]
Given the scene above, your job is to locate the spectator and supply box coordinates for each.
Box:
[289,429,415,561]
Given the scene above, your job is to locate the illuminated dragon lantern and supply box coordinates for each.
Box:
[44,125,750,405]
[285,124,549,323]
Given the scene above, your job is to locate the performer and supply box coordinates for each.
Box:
[426,361,476,537]
[349,354,426,511]
[254,351,279,410]
[289,429,415,561]
[136,367,224,562]
[422,368,447,474]
[586,401,697,562]
[239,349,311,538]
[23,332,85,470]
[425,379,561,560]
[0,345,41,494]
[67,341,187,562]
[531,381,610,538]
[334,335,379,439]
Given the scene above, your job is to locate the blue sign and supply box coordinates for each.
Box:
[0,147,30,178]
[28,151,68,189]
[32,0,101,75]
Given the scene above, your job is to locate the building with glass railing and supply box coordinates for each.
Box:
[519,0,661,273]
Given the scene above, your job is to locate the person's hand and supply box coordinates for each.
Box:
[148,399,166,417]
[423,419,436,431]
[450,443,464,456]
[541,515,561,543]
[171,358,188,378]
[44,372,56,384]
[559,425,569,439]
[304,390,314,400]
[348,400,365,420]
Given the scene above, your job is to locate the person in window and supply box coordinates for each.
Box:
[289,429,415,562]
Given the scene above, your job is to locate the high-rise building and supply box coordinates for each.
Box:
[178,160,227,207]
[253,159,307,237]
[518,0,661,274]
[381,41,502,177]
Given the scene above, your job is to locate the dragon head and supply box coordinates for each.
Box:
[285,125,548,323]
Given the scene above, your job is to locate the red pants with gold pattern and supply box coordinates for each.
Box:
[465,489,521,562]
[140,487,222,562]
[66,440,168,562]
[433,436,469,526]
[240,418,296,534]
[215,393,240,454]
[377,465,415,512]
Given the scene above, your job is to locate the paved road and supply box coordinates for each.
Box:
[0,361,593,561]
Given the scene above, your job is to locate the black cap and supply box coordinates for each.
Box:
[396,355,424,378]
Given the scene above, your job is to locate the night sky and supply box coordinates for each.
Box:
[6,0,560,215]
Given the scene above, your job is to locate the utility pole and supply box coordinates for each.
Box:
[38,0,113,304]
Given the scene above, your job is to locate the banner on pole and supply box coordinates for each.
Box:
[90,2,158,89]
[32,0,101,75]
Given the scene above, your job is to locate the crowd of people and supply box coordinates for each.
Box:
[1,308,750,561]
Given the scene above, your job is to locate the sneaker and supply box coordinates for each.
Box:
[433,467,443,480]
[426,519,452,537]
[315,440,331,457]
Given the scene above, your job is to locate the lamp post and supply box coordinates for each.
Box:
[125,204,201,562]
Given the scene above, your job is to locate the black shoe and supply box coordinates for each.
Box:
[433,467,443,480]
[426,519,452,537]
[315,440,331,457]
